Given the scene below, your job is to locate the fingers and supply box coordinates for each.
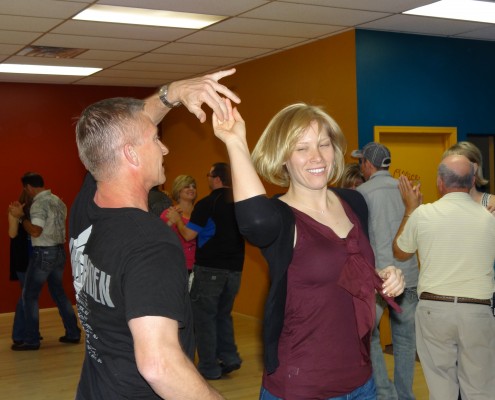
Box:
[379,266,405,297]
[199,88,230,123]
[207,68,240,104]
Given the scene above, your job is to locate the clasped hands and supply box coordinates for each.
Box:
[165,206,182,225]
[8,201,24,219]
[378,266,405,298]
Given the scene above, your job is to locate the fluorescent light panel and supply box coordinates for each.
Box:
[73,5,226,29]
[0,64,101,76]
[404,0,495,24]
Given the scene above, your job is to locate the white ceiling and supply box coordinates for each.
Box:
[1,0,494,87]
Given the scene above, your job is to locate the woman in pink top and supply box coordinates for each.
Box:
[161,175,197,273]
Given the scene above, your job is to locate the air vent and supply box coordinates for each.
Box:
[17,46,87,58]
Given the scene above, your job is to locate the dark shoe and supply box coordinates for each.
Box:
[59,335,81,344]
[200,371,222,380]
[220,362,241,375]
[11,342,40,351]
[13,340,23,345]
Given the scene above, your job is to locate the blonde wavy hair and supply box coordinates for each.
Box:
[443,141,488,187]
[171,175,197,203]
[251,103,347,187]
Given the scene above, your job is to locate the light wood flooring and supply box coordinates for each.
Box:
[0,308,429,399]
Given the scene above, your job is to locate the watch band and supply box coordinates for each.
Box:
[158,85,182,108]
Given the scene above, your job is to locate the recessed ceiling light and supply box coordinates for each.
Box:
[404,0,495,24]
[73,5,227,29]
[0,64,101,76]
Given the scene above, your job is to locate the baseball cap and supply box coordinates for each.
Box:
[351,142,391,168]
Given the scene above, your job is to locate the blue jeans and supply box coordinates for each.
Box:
[22,245,80,345]
[259,377,376,399]
[370,287,418,400]
[190,265,242,377]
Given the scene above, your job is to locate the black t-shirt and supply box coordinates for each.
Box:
[69,174,194,399]
[187,187,245,271]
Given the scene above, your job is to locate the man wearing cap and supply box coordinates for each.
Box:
[352,142,419,400]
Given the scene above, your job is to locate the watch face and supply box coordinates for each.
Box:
[159,85,180,108]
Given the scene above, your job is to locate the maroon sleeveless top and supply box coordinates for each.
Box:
[263,201,374,399]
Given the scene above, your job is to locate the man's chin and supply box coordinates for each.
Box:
[157,172,166,185]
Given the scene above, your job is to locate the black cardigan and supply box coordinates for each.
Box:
[235,188,369,374]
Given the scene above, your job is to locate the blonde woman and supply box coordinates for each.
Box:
[212,100,405,400]
[443,141,495,211]
[340,162,365,189]
[161,175,197,272]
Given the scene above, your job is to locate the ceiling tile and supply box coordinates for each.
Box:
[0,15,62,32]
[34,33,166,52]
[155,42,272,58]
[208,17,343,38]
[280,0,434,13]
[456,25,495,41]
[100,0,268,16]
[74,49,143,61]
[135,52,242,66]
[7,55,116,68]
[0,43,26,55]
[361,14,490,37]
[0,30,41,45]
[178,30,306,49]
[112,61,211,74]
[52,20,195,42]
[0,0,88,18]
[0,72,80,84]
[76,74,188,87]
[242,2,390,26]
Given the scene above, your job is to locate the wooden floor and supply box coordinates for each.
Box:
[0,308,429,399]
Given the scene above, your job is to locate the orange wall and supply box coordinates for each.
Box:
[161,30,359,319]
[0,30,358,319]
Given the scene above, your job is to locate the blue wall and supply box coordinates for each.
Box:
[355,29,495,147]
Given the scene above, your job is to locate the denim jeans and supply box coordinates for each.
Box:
[190,265,242,378]
[22,245,80,345]
[370,287,418,400]
[259,377,376,399]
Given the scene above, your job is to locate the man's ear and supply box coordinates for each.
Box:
[124,144,139,166]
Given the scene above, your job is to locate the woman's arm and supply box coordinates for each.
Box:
[8,210,19,239]
[212,98,266,202]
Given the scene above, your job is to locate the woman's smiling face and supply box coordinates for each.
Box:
[285,120,334,191]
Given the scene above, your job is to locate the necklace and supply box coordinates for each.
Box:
[294,202,326,214]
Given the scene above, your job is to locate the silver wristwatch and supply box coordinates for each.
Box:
[158,84,182,108]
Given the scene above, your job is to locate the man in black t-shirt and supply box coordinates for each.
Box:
[167,162,245,380]
[69,70,240,400]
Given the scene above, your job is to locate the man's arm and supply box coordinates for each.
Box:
[174,217,198,242]
[9,202,43,238]
[392,175,421,261]
[129,316,223,400]
[20,218,43,238]
[392,215,415,261]
[144,69,240,125]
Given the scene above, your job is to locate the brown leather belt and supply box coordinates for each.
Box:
[420,292,491,306]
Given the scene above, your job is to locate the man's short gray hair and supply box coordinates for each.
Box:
[438,161,475,189]
[76,97,145,180]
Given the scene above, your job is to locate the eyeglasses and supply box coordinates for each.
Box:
[206,172,217,178]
